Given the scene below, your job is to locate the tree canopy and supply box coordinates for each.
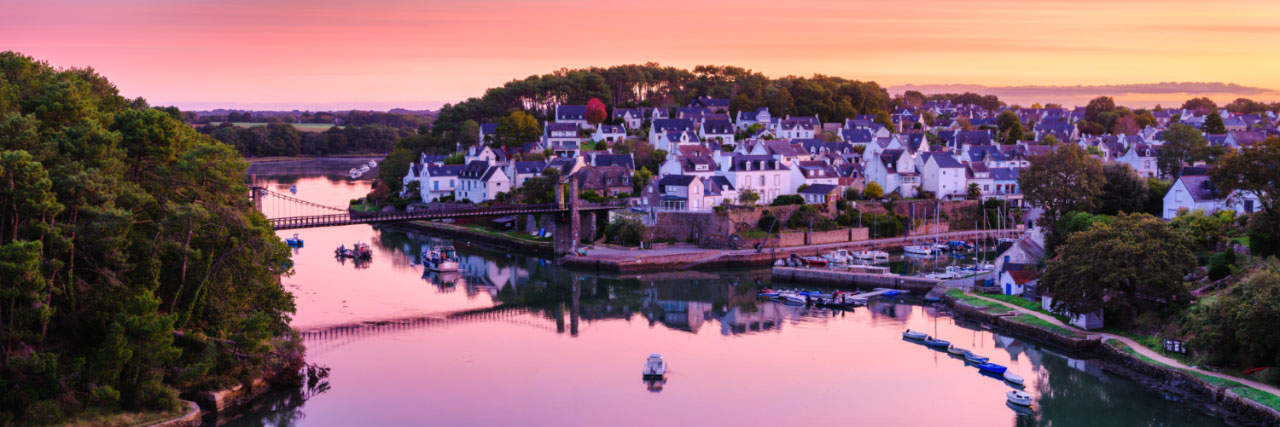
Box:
[1157,123,1208,179]
[1018,144,1104,248]
[0,51,298,422]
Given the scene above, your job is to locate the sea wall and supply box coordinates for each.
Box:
[770,266,940,294]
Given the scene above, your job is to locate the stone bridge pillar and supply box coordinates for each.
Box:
[581,211,596,244]
[552,178,581,257]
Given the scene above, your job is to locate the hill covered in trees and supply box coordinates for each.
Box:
[0,52,298,423]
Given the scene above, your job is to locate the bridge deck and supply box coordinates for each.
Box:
[268,202,623,230]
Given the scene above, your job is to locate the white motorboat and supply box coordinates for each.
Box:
[778,291,807,305]
[852,250,889,260]
[823,250,854,265]
[1006,390,1033,407]
[422,246,460,272]
[1004,371,1025,386]
[904,245,934,255]
[902,329,928,340]
[643,354,667,378]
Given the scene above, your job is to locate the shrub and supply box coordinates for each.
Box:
[771,194,804,206]
[604,218,646,246]
[1208,264,1232,281]
[758,209,778,232]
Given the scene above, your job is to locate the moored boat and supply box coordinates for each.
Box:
[902,329,927,340]
[964,351,989,364]
[1004,371,1025,385]
[778,291,806,305]
[285,233,304,247]
[947,346,967,356]
[1006,390,1032,407]
[904,245,934,255]
[422,246,460,272]
[643,354,667,378]
[977,362,1008,374]
[923,337,951,348]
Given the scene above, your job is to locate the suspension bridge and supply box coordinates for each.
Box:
[250,186,625,231]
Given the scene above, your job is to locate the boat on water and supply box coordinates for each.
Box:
[289,184,297,193]
[368,160,378,167]
[284,233,304,247]
[964,351,989,364]
[923,337,951,348]
[976,363,1008,374]
[335,242,372,259]
[422,246,460,272]
[778,291,806,305]
[643,354,667,378]
[756,289,780,298]
[822,250,854,265]
[1004,371,1025,386]
[852,250,890,260]
[904,245,934,255]
[1006,390,1033,407]
[800,256,828,267]
[947,346,967,356]
[903,329,928,340]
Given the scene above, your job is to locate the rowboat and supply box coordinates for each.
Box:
[1006,390,1032,407]
[964,351,989,364]
[1004,371,1025,386]
[977,363,1008,374]
[903,329,927,340]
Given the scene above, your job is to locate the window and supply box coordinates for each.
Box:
[434,181,439,191]
[760,175,766,186]
[774,175,780,186]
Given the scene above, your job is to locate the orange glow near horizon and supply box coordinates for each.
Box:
[5,0,1280,109]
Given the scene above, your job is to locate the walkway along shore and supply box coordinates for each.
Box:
[946,291,1280,425]
[562,229,1023,273]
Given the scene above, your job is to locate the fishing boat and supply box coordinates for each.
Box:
[1006,390,1032,407]
[902,329,927,340]
[977,363,1008,374]
[284,233,304,247]
[904,245,934,255]
[947,346,967,356]
[422,246,460,272]
[964,351,989,364]
[643,354,667,378]
[923,337,951,348]
[1004,371,1025,386]
[335,242,372,259]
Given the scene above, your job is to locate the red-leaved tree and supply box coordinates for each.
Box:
[586,98,607,126]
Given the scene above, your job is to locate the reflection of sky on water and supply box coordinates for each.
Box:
[235,172,1229,427]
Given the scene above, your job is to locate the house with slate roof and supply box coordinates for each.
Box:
[479,123,499,144]
[504,160,547,190]
[919,152,967,199]
[721,154,791,204]
[790,160,839,193]
[420,164,465,202]
[659,155,717,179]
[736,107,770,131]
[575,165,633,197]
[554,104,590,129]
[455,161,510,203]
[863,149,918,198]
[1162,173,1261,220]
[777,116,818,139]
[649,118,695,149]
[542,122,583,152]
[700,118,735,147]
[799,184,841,205]
[689,96,730,113]
[1116,143,1159,178]
[612,108,644,130]
[592,124,626,144]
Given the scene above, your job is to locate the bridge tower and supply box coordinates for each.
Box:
[552,177,581,257]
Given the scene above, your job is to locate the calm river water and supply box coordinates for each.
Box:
[225,167,1230,426]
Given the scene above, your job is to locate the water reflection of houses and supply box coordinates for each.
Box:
[639,286,794,335]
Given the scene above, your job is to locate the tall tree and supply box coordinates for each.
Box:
[1211,137,1280,256]
[996,110,1022,144]
[1098,163,1149,215]
[1202,111,1227,134]
[1041,213,1195,325]
[1084,96,1115,123]
[1019,144,1104,248]
[1157,123,1208,179]
[1182,97,1218,115]
[494,111,542,148]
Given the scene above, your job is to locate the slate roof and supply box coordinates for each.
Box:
[1230,131,1267,147]
[799,183,840,195]
[658,174,697,187]
[590,154,635,170]
[425,164,465,177]
[840,128,874,143]
[555,105,587,121]
[511,161,547,175]
[653,118,694,132]
[702,119,734,134]
[1177,175,1221,202]
[728,155,787,171]
[597,124,625,134]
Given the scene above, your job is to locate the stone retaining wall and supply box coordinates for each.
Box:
[148,401,202,427]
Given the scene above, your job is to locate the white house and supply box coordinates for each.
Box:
[1162,174,1262,219]
[455,161,511,203]
[799,184,840,205]
[647,175,735,212]
[863,149,918,197]
[789,160,839,193]
[1116,143,1159,178]
[1042,295,1104,330]
[541,123,582,152]
[592,124,626,144]
[920,152,968,199]
[720,154,790,204]
[700,119,736,148]
[612,108,644,130]
[649,118,695,148]
[554,104,590,129]
[505,160,547,190]
[420,164,465,202]
[735,107,770,131]
[659,155,717,179]
[999,270,1037,296]
[776,116,818,139]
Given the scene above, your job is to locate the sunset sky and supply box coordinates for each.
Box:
[5,0,1280,110]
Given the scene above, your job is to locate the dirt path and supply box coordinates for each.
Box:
[969,293,1280,398]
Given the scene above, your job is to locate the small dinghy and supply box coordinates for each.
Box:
[284,233,304,247]
[1006,390,1032,407]
[964,351,989,364]
[947,346,967,356]
[1004,371,1025,386]
[977,363,1008,374]
[778,291,806,305]
[903,329,927,340]
[924,337,951,348]
[643,354,666,378]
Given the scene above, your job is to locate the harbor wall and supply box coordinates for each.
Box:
[769,266,940,294]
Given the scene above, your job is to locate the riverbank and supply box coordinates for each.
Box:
[944,291,1280,425]
[564,229,1022,273]
[395,220,554,257]
[246,154,384,164]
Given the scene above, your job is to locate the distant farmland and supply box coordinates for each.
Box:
[228,122,341,132]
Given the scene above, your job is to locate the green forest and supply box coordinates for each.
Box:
[0,52,299,423]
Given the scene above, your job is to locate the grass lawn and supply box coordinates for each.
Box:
[460,224,551,244]
[349,202,379,213]
[1008,313,1087,338]
[984,294,1071,323]
[1102,328,1196,366]
[1230,236,1250,248]
[738,230,773,240]
[230,122,339,132]
[1107,341,1280,412]
[945,289,1014,314]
